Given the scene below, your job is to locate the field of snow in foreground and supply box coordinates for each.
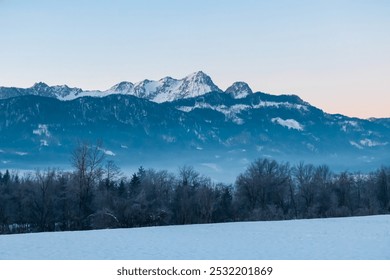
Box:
[0,215,389,260]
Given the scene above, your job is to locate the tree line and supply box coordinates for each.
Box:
[0,142,389,234]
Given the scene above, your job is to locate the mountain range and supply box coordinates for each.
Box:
[0,71,389,182]
[0,71,225,102]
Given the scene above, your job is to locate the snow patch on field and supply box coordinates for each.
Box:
[0,215,388,260]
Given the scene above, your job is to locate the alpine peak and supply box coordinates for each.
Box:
[225,82,253,99]
[2,72,238,102]
[108,81,134,94]
[32,82,49,89]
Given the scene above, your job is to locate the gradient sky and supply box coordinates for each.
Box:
[1,0,389,118]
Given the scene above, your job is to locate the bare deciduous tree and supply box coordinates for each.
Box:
[71,140,105,229]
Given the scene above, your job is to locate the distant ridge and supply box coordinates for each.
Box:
[0,71,256,103]
[0,71,389,181]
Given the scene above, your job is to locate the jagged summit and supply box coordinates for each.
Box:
[112,71,222,102]
[225,82,253,99]
[30,82,82,99]
[171,71,222,101]
[108,81,134,94]
[32,82,49,89]
[1,71,230,102]
[1,73,390,176]
[187,71,220,87]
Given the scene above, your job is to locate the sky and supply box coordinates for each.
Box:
[0,0,389,118]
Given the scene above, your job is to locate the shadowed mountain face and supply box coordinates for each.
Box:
[0,73,389,181]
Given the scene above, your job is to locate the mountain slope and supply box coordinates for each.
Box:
[225,81,253,98]
[0,72,389,180]
[0,90,389,181]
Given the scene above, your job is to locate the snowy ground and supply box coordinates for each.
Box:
[0,215,389,260]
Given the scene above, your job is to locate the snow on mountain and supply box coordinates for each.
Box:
[0,72,309,106]
[128,71,222,102]
[31,82,49,92]
[50,85,82,98]
[173,71,222,100]
[83,71,221,102]
[57,90,108,101]
[272,117,304,131]
[1,83,390,176]
[106,81,134,94]
[253,100,309,111]
[225,81,253,99]
[0,71,223,103]
[32,124,50,137]
[32,82,83,99]
[350,141,364,149]
[177,103,251,124]
[359,138,388,147]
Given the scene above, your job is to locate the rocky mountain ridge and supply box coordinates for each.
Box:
[0,71,249,103]
[0,72,389,181]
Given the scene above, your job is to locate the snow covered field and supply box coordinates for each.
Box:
[0,215,389,260]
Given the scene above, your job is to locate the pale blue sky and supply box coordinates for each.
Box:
[1,0,389,118]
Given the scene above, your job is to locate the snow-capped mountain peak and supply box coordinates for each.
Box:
[177,71,222,97]
[184,71,212,82]
[225,82,253,99]
[159,76,175,83]
[32,82,50,92]
[109,71,222,103]
[107,81,134,94]
[131,79,160,100]
[2,71,237,102]
[30,82,83,99]
[51,85,83,98]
